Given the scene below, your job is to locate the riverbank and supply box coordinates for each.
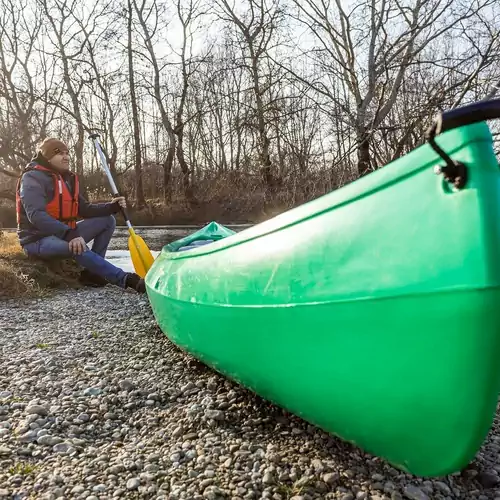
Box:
[0,232,82,299]
[0,186,259,298]
[0,191,289,230]
[1,287,500,499]
[0,225,250,299]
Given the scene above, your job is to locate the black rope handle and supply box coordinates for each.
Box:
[424,99,500,190]
[426,98,500,139]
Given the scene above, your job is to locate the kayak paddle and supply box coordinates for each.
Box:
[88,133,155,278]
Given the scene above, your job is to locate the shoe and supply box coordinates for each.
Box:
[125,273,146,293]
[79,269,107,287]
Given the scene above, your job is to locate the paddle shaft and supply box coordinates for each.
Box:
[88,133,149,273]
[88,134,133,229]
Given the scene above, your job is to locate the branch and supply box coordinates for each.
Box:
[0,189,16,201]
[0,166,21,178]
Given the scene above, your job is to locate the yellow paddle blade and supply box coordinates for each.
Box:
[128,230,155,278]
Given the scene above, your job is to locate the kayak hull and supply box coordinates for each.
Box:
[146,120,500,477]
[149,288,500,477]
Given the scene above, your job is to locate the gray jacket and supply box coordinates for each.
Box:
[17,154,120,246]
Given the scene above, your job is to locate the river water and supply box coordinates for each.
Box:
[105,224,252,272]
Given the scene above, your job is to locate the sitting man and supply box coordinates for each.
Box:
[16,137,145,293]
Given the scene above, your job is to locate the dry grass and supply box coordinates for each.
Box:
[0,231,82,299]
[0,230,23,256]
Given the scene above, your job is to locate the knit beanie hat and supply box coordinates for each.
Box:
[38,138,69,160]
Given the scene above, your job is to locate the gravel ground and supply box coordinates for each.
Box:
[1,287,500,500]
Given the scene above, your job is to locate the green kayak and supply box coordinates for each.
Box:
[145,100,500,477]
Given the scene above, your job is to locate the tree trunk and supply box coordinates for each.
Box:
[74,129,85,191]
[176,127,194,202]
[163,132,176,203]
[357,129,371,177]
[259,133,274,188]
[127,0,145,208]
[132,0,178,205]
[250,46,276,190]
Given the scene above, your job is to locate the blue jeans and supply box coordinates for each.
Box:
[23,215,128,288]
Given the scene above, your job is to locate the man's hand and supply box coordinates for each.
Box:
[112,196,126,209]
[68,236,86,255]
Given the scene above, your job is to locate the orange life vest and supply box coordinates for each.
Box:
[16,164,80,229]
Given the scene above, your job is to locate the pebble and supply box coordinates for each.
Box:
[18,430,38,443]
[119,379,135,391]
[263,472,275,485]
[0,287,499,500]
[403,485,429,500]
[83,387,102,396]
[323,472,339,484]
[26,404,49,416]
[477,470,500,488]
[433,481,451,495]
[205,409,225,421]
[53,442,74,454]
[126,478,140,490]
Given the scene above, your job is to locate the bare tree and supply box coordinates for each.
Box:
[214,0,286,190]
[132,0,177,202]
[0,0,49,200]
[288,0,499,176]
[170,0,213,202]
[35,0,119,200]
[127,0,146,207]
[69,0,126,196]
[38,0,84,180]
[1,0,499,221]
